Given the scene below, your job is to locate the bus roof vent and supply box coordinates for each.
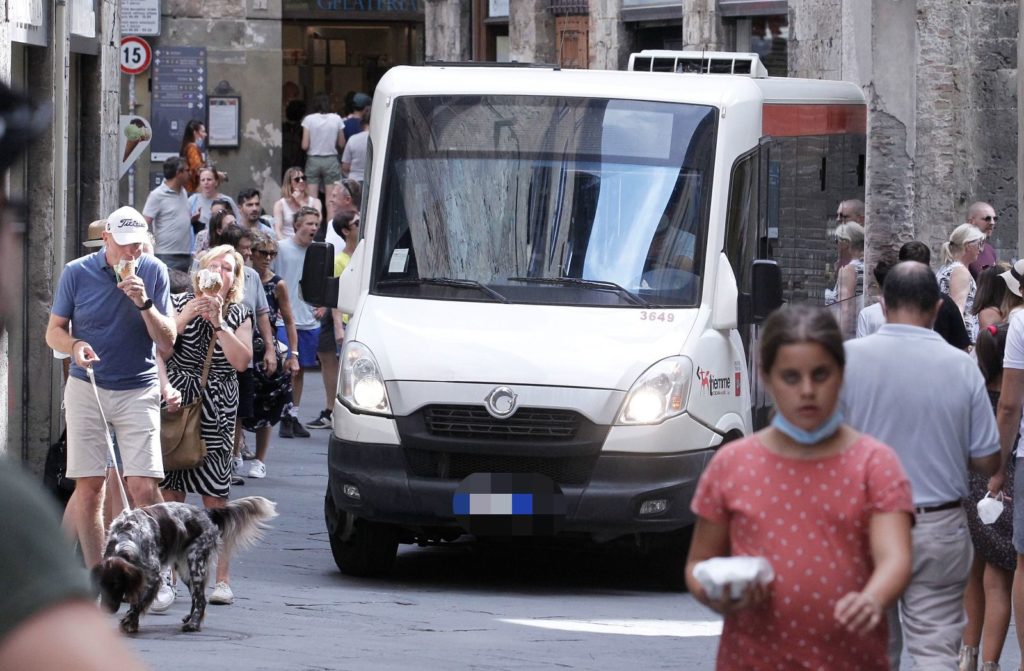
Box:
[627,50,769,78]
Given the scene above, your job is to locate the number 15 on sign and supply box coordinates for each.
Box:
[120,36,152,76]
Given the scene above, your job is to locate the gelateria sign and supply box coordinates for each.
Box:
[284,0,422,15]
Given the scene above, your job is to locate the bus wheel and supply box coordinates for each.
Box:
[324,491,398,577]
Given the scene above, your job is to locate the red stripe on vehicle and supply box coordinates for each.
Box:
[762,104,867,137]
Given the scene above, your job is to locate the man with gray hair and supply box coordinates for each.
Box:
[966,201,998,278]
[841,261,1000,669]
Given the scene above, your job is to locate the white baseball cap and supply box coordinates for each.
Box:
[105,206,149,245]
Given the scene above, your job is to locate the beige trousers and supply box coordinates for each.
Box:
[888,506,973,671]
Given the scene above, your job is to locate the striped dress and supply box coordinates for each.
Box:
[161,293,251,498]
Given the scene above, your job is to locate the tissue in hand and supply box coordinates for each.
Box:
[692,556,775,601]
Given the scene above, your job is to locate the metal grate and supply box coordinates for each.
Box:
[424,405,581,442]
[628,50,769,78]
[547,0,588,15]
[404,448,597,485]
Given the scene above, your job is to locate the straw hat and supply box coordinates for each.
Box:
[1000,259,1024,298]
[83,219,106,248]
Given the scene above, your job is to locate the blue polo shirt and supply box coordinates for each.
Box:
[51,250,170,390]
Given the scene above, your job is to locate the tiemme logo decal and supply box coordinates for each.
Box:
[696,367,731,396]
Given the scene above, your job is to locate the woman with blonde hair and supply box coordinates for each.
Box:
[938,223,987,343]
[830,221,865,338]
[273,166,322,240]
[161,245,253,606]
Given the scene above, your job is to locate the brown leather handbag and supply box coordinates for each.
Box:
[160,338,216,471]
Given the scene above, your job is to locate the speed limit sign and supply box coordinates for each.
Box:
[120,36,152,76]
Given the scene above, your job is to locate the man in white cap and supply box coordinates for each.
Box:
[44,206,176,578]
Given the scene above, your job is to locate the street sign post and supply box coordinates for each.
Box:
[120,36,152,76]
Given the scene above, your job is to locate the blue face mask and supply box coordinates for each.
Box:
[196,137,204,149]
[771,408,844,445]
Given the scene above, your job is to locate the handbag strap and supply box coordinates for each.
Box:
[199,330,217,389]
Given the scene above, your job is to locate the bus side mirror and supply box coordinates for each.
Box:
[750,260,783,323]
[299,241,339,308]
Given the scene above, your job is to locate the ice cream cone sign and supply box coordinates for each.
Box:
[119,115,153,178]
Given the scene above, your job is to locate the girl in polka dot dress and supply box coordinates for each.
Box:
[685,304,914,670]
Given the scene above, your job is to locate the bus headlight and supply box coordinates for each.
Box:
[616,356,693,425]
[339,341,392,415]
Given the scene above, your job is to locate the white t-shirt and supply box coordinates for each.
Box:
[301,113,345,156]
[1003,309,1024,453]
[855,302,885,338]
[341,131,369,182]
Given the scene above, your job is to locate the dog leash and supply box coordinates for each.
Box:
[84,366,132,514]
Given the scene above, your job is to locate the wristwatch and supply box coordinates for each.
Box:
[137,298,153,311]
[214,324,235,335]
[289,350,299,358]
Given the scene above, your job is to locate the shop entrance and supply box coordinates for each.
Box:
[281,21,422,176]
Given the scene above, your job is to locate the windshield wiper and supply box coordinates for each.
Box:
[378,277,508,303]
[508,277,650,307]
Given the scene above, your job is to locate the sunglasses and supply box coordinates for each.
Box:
[982,215,998,223]
[253,249,278,258]
[293,175,306,182]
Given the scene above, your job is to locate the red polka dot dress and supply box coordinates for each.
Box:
[692,434,913,671]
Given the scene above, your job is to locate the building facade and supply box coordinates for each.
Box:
[0,0,1020,468]
[1,0,122,470]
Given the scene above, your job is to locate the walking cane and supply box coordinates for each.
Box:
[84,366,132,514]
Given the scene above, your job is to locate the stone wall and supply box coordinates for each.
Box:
[590,0,629,70]
[790,0,1018,276]
[424,0,471,63]
[128,0,285,207]
[510,0,555,64]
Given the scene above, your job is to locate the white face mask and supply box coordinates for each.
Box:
[977,492,1004,525]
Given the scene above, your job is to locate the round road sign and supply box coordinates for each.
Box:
[120,36,152,76]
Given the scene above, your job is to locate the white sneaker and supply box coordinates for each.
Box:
[150,571,175,613]
[232,456,245,475]
[248,459,267,479]
[209,581,234,605]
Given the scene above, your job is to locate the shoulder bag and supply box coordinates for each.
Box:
[160,337,216,471]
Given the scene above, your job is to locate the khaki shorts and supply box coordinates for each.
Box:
[305,154,342,192]
[64,376,163,479]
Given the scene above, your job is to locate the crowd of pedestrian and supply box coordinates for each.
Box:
[28,74,1024,670]
[33,88,372,619]
[688,198,1024,670]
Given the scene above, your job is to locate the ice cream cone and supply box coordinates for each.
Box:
[116,258,137,278]
[198,268,223,296]
[123,139,140,162]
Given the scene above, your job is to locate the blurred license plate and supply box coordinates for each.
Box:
[453,473,566,536]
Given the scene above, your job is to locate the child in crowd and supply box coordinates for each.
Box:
[685,304,914,670]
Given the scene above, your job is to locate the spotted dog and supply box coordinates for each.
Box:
[93,496,278,633]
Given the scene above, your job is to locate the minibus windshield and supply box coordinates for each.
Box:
[372,95,717,307]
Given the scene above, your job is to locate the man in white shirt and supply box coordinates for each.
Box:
[842,261,999,669]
